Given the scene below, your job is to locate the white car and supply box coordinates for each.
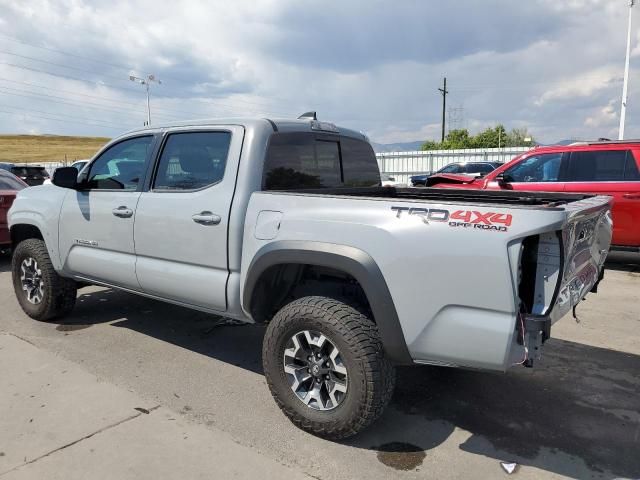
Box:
[381,173,404,187]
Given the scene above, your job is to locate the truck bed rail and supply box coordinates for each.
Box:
[269,186,596,208]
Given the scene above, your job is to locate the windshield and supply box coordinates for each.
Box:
[0,174,27,190]
[438,164,461,174]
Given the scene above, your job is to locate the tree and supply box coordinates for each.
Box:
[421,125,534,150]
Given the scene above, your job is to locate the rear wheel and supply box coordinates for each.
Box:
[11,239,77,321]
[262,296,395,439]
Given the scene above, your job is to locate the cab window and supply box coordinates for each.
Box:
[153,131,231,190]
[86,136,153,190]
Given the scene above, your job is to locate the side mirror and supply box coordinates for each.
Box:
[495,172,509,185]
[52,167,79,189]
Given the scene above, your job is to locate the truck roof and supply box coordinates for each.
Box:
[116,117,368,143]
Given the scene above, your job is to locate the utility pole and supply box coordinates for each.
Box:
[438,77,448,142]
[619,0,635,140]
[129,74,162,126]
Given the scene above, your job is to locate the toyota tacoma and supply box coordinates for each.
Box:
[8,116,613,439]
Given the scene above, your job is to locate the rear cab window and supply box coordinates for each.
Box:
[262,133,380,190]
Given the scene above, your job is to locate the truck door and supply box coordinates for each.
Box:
[133,127,244,312]
[563,149,640,247]
[58,135,155,289]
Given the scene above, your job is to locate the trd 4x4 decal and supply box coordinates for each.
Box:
[448,210,512,232]
[391,207,512,232]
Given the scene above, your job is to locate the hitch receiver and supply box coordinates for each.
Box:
[523,314,551,368]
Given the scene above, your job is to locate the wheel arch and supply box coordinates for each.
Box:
[243,240,412,364]
[10,223,44,248]
[10,222,62,270]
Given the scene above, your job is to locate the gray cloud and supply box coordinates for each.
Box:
[261,0,564,72]
[0,0,637,144]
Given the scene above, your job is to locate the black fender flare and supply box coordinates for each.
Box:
[243,240,412,365]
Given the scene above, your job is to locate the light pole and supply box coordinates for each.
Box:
[619,0,635,140]
[129,74,162,126]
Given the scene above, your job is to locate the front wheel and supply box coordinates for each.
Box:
[12,239,77,321]
[262,296,395,439]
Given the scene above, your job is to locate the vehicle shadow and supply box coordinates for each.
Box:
[605,251,640,273]
[57,286,640,479]
[0,253,11,273]
[352,341,640,478]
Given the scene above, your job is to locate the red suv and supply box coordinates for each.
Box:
[429,140,640,250]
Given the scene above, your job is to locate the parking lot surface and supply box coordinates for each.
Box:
[0,252,638,479]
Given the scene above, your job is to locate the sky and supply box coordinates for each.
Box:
[0,0,638,145]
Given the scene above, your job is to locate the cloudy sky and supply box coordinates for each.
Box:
[0,0,638,144]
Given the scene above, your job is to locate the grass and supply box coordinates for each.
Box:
[0,135,110,163]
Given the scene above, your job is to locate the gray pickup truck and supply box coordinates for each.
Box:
[8,117,613,439]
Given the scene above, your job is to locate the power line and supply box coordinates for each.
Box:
[0,33,289,111]
[0,62,292,117]
[0,50,133,85]
[0,103,130,128]
[0,76,171,113]
[0,33,136,72]
[0,86,148,116]
[0,87,181,122]
[0,77,212,119]
[0,104,125,131]
[0,62,141,93]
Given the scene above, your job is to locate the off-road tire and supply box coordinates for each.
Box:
[12,239,77,321]
[262,296,396,439]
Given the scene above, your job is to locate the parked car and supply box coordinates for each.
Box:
[8,117,612,439]
[381,173,404,187]
[410,161,502,186]
[0,163,50,186]
[427,140,640,251]
[0,170,28,249]
[43,160,89,185]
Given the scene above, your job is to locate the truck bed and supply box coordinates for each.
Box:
[269,186,596,208]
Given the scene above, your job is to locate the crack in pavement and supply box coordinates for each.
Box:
[0,405,160,477]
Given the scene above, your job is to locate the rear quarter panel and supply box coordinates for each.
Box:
[240,192,572,371]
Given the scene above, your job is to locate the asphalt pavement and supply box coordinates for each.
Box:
[0,251,638,479]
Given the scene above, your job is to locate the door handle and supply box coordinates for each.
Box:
[112,206,133,218]
[192,211,221,225]
[622,193,640,199]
